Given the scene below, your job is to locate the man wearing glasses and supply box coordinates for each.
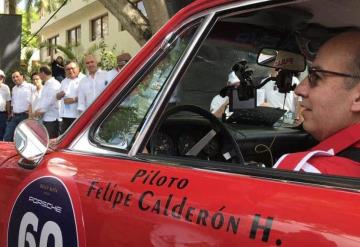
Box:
[274,32,360,177]
[56,61,85,134]
[106,52,132,85]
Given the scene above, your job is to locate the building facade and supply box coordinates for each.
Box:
[31,0,141,63]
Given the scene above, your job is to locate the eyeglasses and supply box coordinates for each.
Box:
[307,67,360,87]
[118,60,128,66]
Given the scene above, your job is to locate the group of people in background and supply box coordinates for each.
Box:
[0,52,131,141]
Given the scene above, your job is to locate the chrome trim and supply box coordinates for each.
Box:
[70,129,122,155]
[161,32,175,50]
[128,13,215,157]
[69,60,155,151]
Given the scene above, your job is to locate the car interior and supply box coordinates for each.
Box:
[94,0,360,175]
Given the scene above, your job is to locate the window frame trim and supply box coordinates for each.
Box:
[87,17,209,153]
[128,13,216,157]
[47,35,59,56]
[90,13,109,41]
[67,25,81,46]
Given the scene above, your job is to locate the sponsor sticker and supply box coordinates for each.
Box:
[8,176,78,247]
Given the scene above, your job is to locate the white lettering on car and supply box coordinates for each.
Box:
[28,196,62,213]
[18,211,63,247]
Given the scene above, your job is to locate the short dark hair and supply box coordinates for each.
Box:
[12,70,23,76]
[39,65,52,76]
[31,72,40,79]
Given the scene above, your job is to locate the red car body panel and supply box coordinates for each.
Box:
[0,0,359,246]
[1,151,359,246]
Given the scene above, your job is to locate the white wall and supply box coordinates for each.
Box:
[32,0,141,62]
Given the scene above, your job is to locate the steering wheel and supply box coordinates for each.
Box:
[150,105,245,164]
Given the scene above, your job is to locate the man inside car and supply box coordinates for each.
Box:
[274,32,360,177]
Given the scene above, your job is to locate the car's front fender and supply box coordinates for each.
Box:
[0,142,18,166]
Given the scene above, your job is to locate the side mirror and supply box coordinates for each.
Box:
[257,48,306,72]
[14,119,49,168]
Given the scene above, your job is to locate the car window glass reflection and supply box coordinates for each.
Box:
[94,23,201,150]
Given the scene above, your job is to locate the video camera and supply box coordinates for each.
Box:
[220,60,256,111]
[220,59,299,113]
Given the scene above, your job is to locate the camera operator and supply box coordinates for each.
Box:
[210,60,253,118]
[210,70,240,118]
[258,68,301,124]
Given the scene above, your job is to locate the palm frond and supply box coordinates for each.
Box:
[24,48,34,62]
[86,40,107,55]
[39,42,77,61]
[55,45,77,61]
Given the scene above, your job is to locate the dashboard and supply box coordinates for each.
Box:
[149,116,317,167]
[150,118,225,162]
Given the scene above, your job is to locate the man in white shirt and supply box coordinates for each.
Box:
[57,61,85,134]
[34,65,61,138]
[29,72,43,120]
[259,72,300,113]
[210,71,241,118]
[77,54,108,113]
[106,52,131,85]
[258,69,301,123]
[3,71,34,141]
[0,69,11,140]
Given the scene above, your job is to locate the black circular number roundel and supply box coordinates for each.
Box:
[8,176,78,247]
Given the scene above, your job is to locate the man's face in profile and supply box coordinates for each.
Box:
[294,33,360,141]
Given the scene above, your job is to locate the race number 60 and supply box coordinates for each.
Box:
[18,212,63,247]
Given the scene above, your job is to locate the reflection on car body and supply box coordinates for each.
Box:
[0,0,360,246]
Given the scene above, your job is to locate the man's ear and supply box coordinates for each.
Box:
[350,83,360,112]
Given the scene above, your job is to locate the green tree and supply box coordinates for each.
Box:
[7,0,193,45]
[6,0,66,16]
[26,0,65,17]
[19,9,40,48]
[97,0,194,45]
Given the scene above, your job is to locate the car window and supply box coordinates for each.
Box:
[93,22,202,151]
[144,9,318,170]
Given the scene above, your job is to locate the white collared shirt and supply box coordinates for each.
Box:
[12,81,35,113]
[31,88,42,112]
[37,77,61,121]
[106,68,120,85]
[59,73,85,118]
[260,77,300,113]
[0,83,11,112]
[77,70,108,112]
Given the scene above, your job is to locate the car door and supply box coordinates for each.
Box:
[2,0,360,246]
[65,1,360,245]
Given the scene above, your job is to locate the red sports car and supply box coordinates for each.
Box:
[1,0,359,246]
